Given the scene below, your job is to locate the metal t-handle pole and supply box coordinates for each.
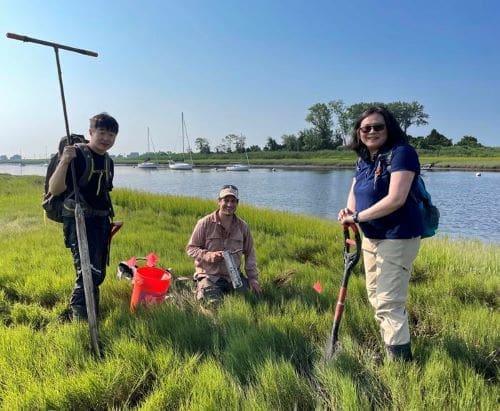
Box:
[6,33,98,56]
[7,32,101,356]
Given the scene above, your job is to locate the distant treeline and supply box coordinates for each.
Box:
[181,100,491,155]
[2,100,492,161]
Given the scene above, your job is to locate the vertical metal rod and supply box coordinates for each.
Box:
[53,47,80,201]
[53,47,99,356]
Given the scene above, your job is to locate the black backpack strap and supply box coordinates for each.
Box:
[104,152,112,190]
[75,144,113,189]
[355,157,361,173]
[75,143,114,218]
[75,143,93,187]
[379,148,393,173]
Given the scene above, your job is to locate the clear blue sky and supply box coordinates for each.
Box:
[1,0,498,158]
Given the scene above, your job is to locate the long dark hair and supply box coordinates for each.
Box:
[348,106,407,160]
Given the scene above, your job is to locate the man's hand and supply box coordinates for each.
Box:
[204,250,225,263]
[249,279,262,295]
[60,144,77,164]
[48,144,78,196]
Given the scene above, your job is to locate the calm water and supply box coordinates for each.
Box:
[3,163,500,244]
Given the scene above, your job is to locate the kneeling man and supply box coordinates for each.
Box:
[186,185,262,305]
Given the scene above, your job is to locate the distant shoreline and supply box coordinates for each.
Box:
[2,160,499,172]
[195,164,500,172]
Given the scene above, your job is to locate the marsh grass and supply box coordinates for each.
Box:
[0,174,498,409]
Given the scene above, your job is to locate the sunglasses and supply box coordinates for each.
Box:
[359,124,386,133]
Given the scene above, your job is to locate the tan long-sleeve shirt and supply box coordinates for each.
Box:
[186,210,259,282]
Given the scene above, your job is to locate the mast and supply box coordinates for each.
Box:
[147,126,151,154]
[181,112,185,159]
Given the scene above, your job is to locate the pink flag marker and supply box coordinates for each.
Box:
[146,252,159,267]
[313,280,323,294]
[127,257,137,268]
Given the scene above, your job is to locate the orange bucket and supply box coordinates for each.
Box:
[130,266,172,312]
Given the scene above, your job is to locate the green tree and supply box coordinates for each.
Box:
[456,135,482,147]
[344,101,429,135]
[305,103,335,149]
[345,102,380,129]
[234,134,247,153]
[264,137,281,151]
[194,137,211,154]
[281,134,301,151]
[389,101,429,134]
[328,99,351,145]
[408,135,427,149]
[298,128,321,151]
[220,134,240,153]
[425,129,452,147]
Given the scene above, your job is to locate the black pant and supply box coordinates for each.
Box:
[63,215,111,310]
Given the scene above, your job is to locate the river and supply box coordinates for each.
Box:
[2,163,499,244]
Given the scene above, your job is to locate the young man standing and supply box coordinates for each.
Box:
[48,112,118,320]
[186,185,262,305]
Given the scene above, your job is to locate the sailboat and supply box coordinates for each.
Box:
[169,112,193,170]
[226,144,250,171]
[137,127,158,169]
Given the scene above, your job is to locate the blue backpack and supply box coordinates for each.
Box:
[380,149,440,239]
[409,175,440,238]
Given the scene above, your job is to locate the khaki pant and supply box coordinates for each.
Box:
[362,237,420,346]
[196,275,249,305]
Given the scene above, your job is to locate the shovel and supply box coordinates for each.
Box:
[324,223,362,359]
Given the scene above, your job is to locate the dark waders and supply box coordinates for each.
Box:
[7,33,101,356]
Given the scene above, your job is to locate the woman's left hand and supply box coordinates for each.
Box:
[337,208,353,224]
[340,214,356,225]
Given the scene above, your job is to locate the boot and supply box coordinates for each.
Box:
[71,304,88,321]
[385,343,413,362]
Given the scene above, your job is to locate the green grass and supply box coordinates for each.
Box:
[0,174,499,409]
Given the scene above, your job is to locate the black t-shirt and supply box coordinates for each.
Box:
[65,145,114,211]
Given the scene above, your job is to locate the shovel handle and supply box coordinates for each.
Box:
[324,224,362,359]
[110,221,123,239]
[343,223,361,269]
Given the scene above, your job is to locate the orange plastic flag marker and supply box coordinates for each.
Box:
[127,257,137,268]
[313,280,323,293]
[146,252,159,267]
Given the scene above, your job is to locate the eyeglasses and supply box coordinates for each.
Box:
[359,124,386,133]
[222,184,238,191]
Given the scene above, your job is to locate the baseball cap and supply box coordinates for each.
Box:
[218,184,239,199]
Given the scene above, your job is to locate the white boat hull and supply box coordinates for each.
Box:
[169,162,193,170]
[226,164,249,171]
[137,162,158,169]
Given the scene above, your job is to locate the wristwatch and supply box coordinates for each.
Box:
[352,211,360,223]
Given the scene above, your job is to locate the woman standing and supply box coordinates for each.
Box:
[338,106,423,361]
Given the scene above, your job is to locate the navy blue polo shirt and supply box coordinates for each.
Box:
[354,144,423,239]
